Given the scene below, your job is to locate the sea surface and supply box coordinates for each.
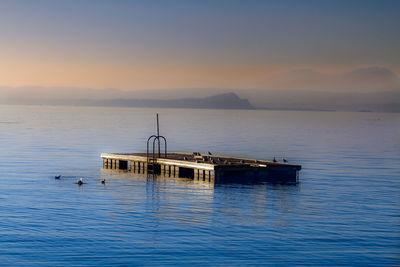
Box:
[0,105,399,266]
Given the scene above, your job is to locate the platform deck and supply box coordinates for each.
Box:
[101,152,301,184]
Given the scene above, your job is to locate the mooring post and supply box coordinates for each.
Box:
[129,161,133,172]
[198,169,204,181]
[162,165,166,175]
[209,170,215,183]
[143,162,147,173]
[204,171,211,182]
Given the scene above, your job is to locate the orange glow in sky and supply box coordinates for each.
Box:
[0,1,399,91]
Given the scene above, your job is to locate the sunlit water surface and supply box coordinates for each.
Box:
[0,105,399,266]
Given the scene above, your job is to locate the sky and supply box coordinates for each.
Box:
[0,0,399,91]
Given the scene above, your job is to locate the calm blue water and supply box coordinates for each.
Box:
[0,105,399,266]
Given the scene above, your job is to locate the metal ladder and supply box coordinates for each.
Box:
[146,114,167,175]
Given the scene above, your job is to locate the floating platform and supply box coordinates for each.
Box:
[101,152,301,184]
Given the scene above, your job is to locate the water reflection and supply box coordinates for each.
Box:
[100,168,300,228]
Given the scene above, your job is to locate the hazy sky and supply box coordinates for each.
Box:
[0,0,399,90]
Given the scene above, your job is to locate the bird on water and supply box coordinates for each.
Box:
[54,175,61,179]
[101,179,106,184]
[77,178,84,185]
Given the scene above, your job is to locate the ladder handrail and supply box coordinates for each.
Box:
[146,114,168,166]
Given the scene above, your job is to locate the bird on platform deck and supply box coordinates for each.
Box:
[240,160,245,164]
[224,160,228,164]
[208,151,212,155]
[183,156,188,161]
[283,158,288,163]
[101,179,106,184]
[273,157,277,163]
[54,175,61,179]
[211,159,216,164]
[77,178,84,186]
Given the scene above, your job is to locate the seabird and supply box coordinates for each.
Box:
[283,158,288,163]
[208,151,212,155]
[101,179,106,184]
[240,160,245,164]
[273,157,277,163]
[77,178,84,185]
[183,156,188,160]
[54,175,61,179]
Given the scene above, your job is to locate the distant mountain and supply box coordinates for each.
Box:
[1,66,399,112]
[88,92,254,109]
[0,92,254,110]
[240,90,400,112]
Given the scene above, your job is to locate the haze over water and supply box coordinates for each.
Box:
[0,105,398,266]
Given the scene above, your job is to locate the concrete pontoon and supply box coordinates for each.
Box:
[101,114,301,184]
[101,152,301,184]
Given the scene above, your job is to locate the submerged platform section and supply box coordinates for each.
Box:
[101,152,301,184]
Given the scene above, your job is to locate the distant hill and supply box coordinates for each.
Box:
[1,66,399,112]
[0,92,254,110]
[86,92,254,109]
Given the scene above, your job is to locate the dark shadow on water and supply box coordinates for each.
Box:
[100,168,300,189]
